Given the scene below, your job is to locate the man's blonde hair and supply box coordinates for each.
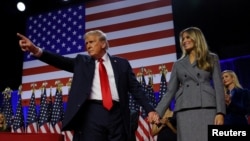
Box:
[84,30,109,49]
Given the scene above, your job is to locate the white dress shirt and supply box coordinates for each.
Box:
[89,53,119,102]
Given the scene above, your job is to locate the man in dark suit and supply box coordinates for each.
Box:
[129,110,139,141]
[17,30,159,141]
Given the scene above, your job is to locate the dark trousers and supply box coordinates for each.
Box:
[157,126,177,141]
[129,110,139,141]
[73,101,127,141]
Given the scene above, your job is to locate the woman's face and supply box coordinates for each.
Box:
[181,32,195,52]
[0,114,4,124]
[222,72,234,87]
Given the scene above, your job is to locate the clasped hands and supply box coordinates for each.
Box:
[147,111,161,125]
[224,93,231,106]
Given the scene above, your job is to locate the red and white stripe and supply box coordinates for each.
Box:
[136,107,157,141]
[62,131,74,141]
[21,0,176,140]
[11,125,25,133]
[21,0,176,100]
[50,121,62,134]
[26,122,38,133]
[38,123,51,133]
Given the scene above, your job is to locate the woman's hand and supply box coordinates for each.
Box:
[214,114,224,125]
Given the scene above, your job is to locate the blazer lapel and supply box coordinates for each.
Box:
[180,56,199,81]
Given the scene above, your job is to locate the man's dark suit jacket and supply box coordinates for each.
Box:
[38,50,154,136]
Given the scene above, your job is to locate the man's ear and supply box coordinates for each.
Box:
[102,42,107,49]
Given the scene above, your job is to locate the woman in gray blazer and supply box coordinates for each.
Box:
[151,27,226,141]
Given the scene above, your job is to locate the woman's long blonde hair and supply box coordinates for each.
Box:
[179,27,214,72]
[222,70,242,92]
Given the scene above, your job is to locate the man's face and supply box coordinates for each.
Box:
[85,35,106,59]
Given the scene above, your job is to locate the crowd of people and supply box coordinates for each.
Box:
[10,26,250,141]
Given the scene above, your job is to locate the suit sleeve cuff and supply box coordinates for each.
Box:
[30,47,43,57]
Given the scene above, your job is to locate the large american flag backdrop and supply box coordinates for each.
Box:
[21,0,176,140]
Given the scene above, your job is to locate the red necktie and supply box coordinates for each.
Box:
[98,58,113,110]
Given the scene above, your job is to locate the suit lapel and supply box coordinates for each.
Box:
[109,55,120,87]
[87,57,96,80]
